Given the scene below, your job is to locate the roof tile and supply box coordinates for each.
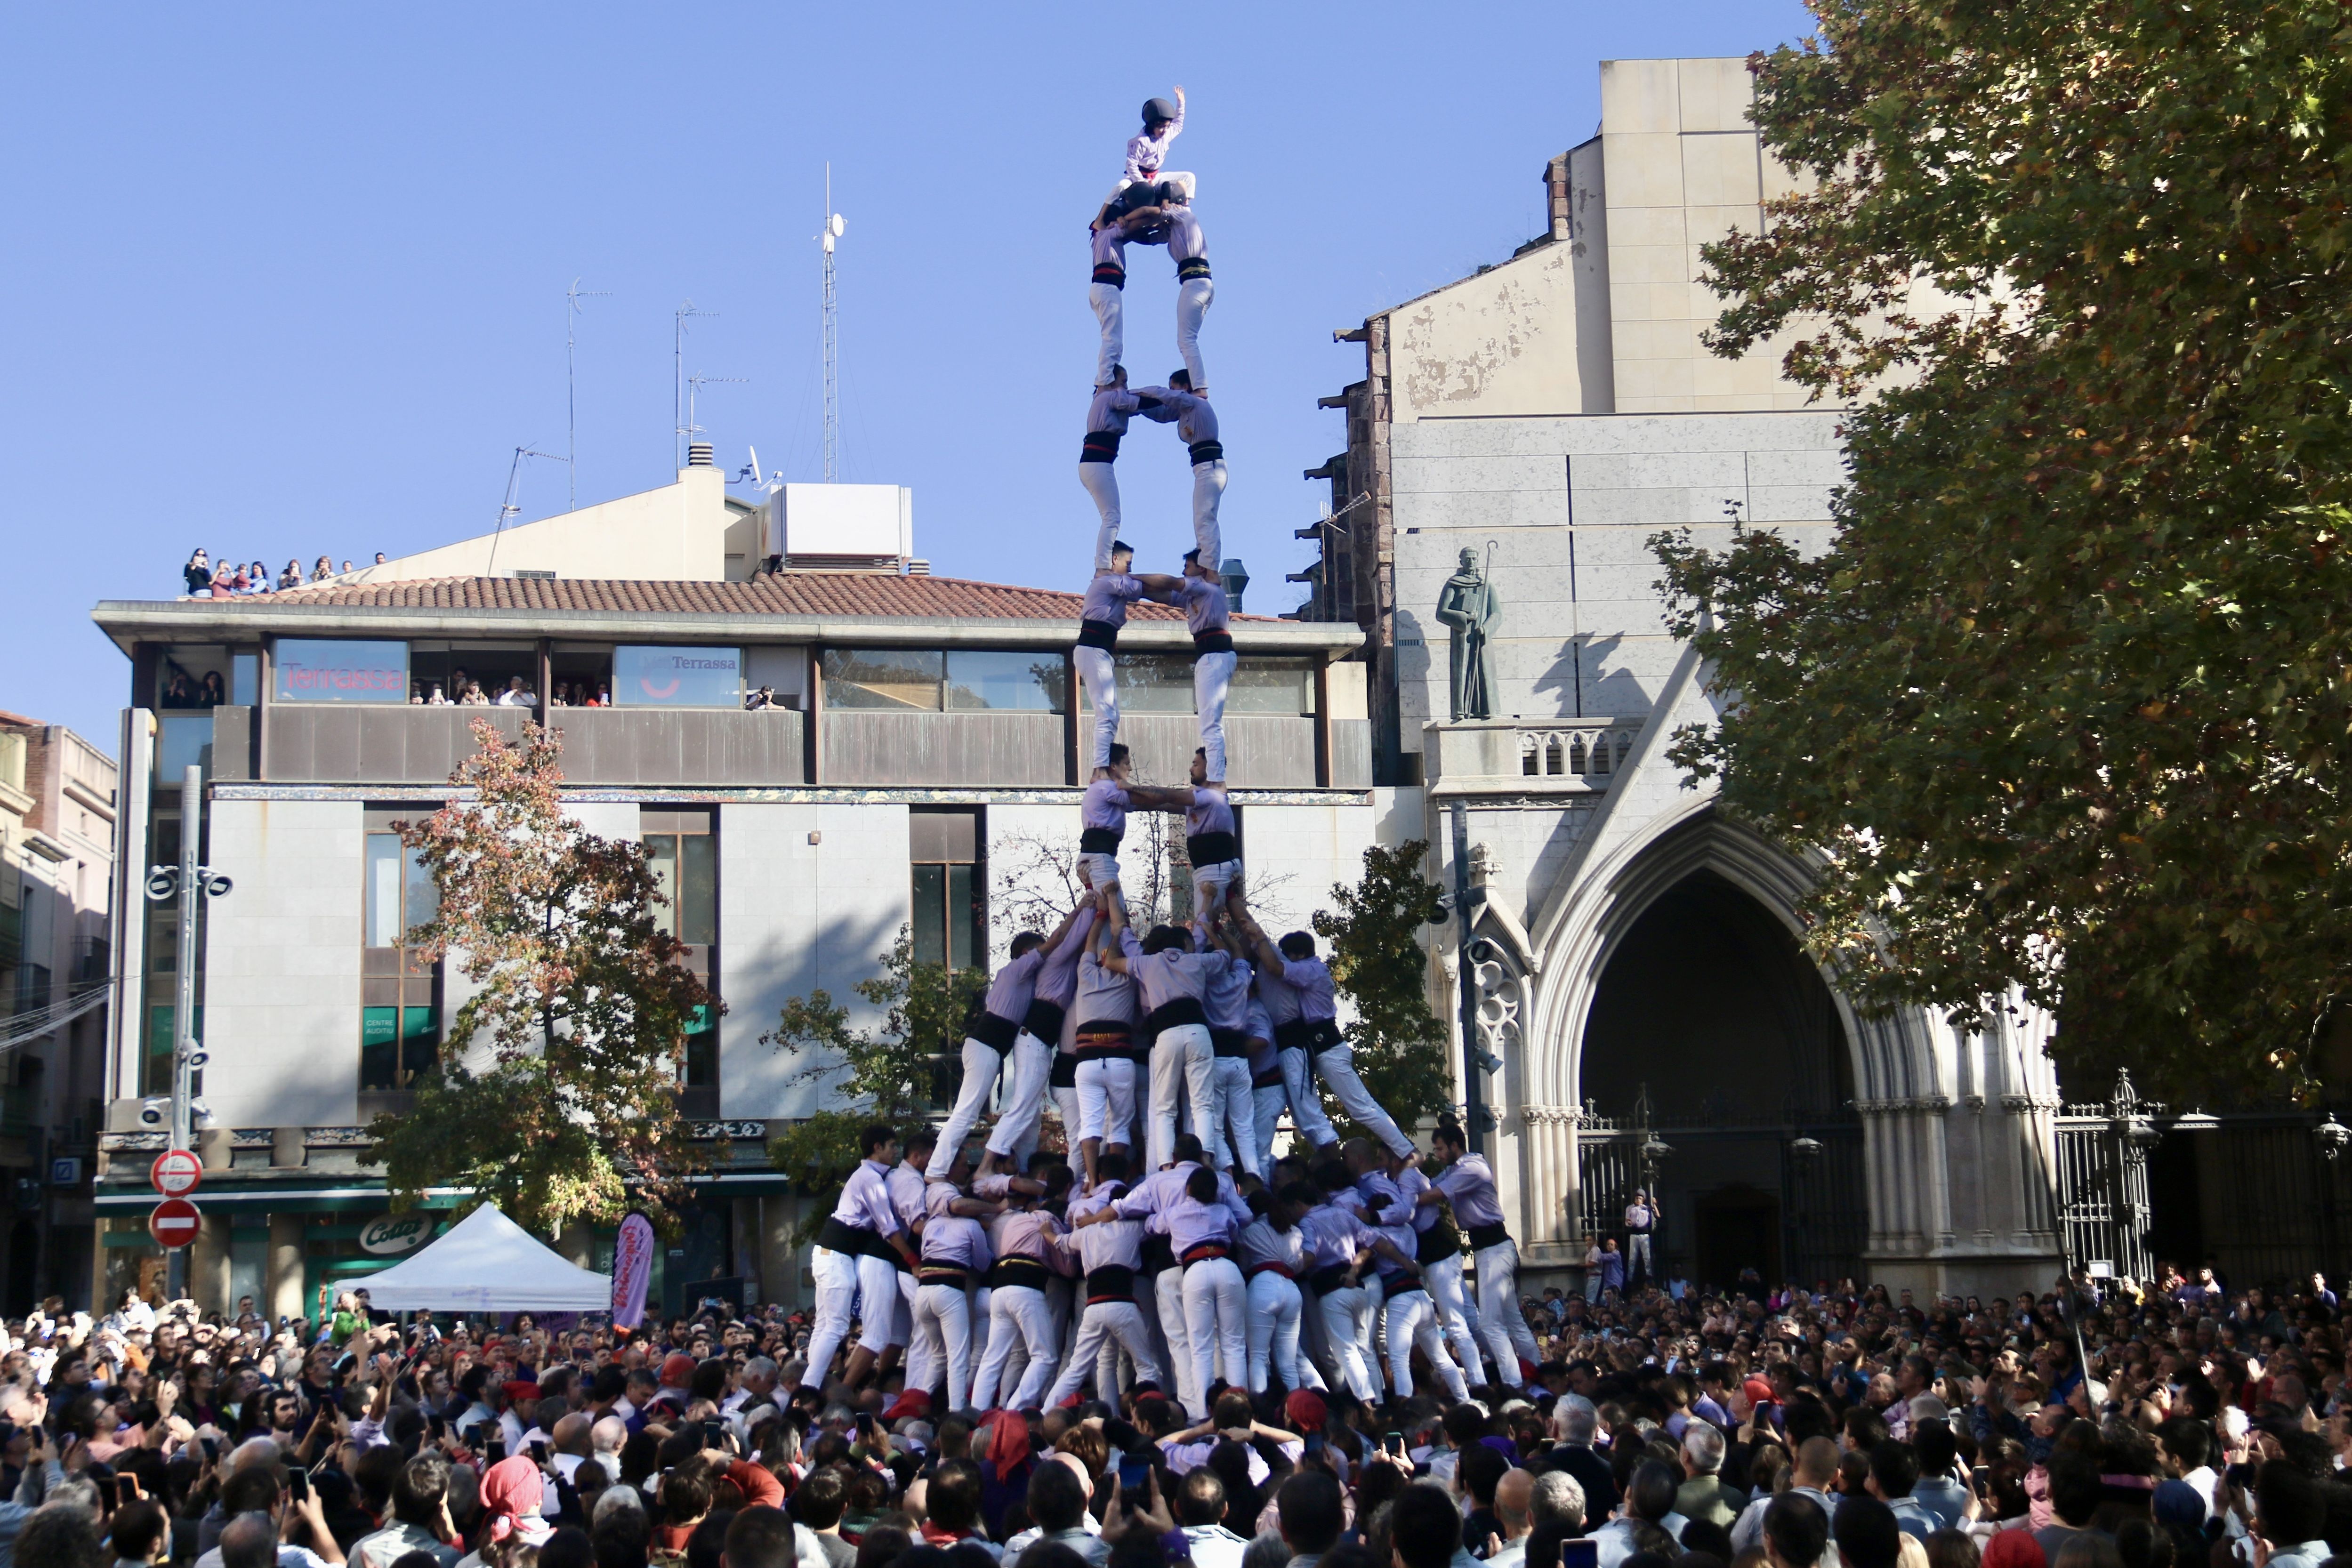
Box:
[246,573,1265,621]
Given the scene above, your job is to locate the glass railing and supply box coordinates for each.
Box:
[154,714,214,782]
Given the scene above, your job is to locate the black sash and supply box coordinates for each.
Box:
[1177,256,1212,281]
[1467,1222,1513,1251]
[1074,1021,1134,1058]
[1192,629,1234,656]
[1092,263,1126,288]
[1252,1064,1284,1088]
[1188,440,1224,466]
[1186,831,1239,866]
[817,1217,899,1266]
[1079,825,1124,853]
[1382,1272,1426,1299]
[1142,996,1208,1045]
[1140,1233,1176,1278]
[1049,1051,1079,1088]
[918,1264,971,1289]
[990,1257,1051,1291]
[969,1009,1021,1053]
[1081,431,1121,463]
[1277,1018,1345,1056]
[1085,1265,1136,1302]
[1304,1263,1352,1295]
[1023,999,1067,1045]
[1418,1216,1465,1265]
[1077,620,1122,653]
[1210,1027,1250,1059]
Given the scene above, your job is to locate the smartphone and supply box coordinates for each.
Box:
[428,1415,444,1440]
[1118,1454,1153,1494]
[1557,1543,1599,1568]
[1385,1431,1405,1456]
[704,1418,726,1451]
[527,1438,548,1465]
[200,1437,219,1463]
[484,1438,506,1465]
[285,1467,309,1503]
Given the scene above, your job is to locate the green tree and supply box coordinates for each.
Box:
[361,719,716,1232]
[1310,842,1452,1135]
[1655,0,2352,1104]
[762,928,985,1238]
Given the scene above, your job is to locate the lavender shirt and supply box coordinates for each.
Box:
[1035,906,1096,1010]
[1174,576,1230,636]
[983,947,1046,1023]
[1134,387,1218,447]
[1281,956,1337,1023]
[1081,573,1147,630]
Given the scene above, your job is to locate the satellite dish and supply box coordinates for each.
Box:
[829,214,846,238]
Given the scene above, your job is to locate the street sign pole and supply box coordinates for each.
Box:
[167,764,200,1300]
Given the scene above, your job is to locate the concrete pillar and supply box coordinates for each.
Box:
[190,1210,232,1314]
[266,1212,305,1323]
[271,1127,305,1168]
[195,1126,231,1173]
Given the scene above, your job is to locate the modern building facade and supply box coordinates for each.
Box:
[0,711,116,1310]
[88,458,1382,1317]
[1299,56,2068,1298]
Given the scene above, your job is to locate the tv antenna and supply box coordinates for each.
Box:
[685,371,747,451]
[565,279,609,512]
[819,165,846,482]
[488,446,567,575]
[673,300,717,469]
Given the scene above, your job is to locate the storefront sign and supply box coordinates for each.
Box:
[612,1211,655,1329]
[358,1213,433,1255]
[613,646,740,708]
[274,640,409,703]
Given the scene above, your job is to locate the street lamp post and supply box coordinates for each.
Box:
[142,764,229,1299]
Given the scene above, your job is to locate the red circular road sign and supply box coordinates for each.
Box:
[150,1150,202,1198]
[149,1198,201,1250]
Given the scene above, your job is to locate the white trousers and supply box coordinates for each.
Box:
[1076,1055,1137,1143]
[1074,647,1119,773]
[1191,459,1225,572]
[1181,1256,1248,1418]
[911,1281,976,1409]
[934,1037,1007,1171]
[1627,1231,1652,1279]
[1246,1270,1312,1393]
[801,1245,859,1391]
[898,1271,930,1388]
[1044,1298,1164,1405]
[1052,1083,1084,1176]
[1207,1054,1257,1175]
[1476,1238,1541,1383]
[1150,1026,1209,1172]
[1317,1282,1380,1403]
[1090,281,1123,388]
[1155,1266,1196,1415]
[1080,461,1121,570]
[1253,1081,1288,1172]
[1192,857,1241,919]
[969,1284,1058,1412]
[1280,1048,1337,1150]
[986,1034,1054,1157]
[1193,650,1235,783]
[1176,276,1213,390]
[1424,1252,1491,1387]
[1314,1042,1415,1158]
[856,1254,903,1352]
[1179,1027,1221,1166]
[1384,1282,1467,1401]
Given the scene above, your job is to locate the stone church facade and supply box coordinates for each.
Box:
[1299,57,2067,1298]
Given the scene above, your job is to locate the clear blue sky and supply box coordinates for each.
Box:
[1,1,1813,745]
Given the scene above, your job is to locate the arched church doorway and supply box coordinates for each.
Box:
[1578,869,1867,1292]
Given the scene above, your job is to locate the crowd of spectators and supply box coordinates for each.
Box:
[181,551,387,598]
[7,1228,2350,1568]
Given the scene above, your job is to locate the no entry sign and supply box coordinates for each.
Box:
[149,1198,201,1250]
[150,1150,201,1198]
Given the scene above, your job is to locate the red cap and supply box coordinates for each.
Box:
[880,1389,932,1422]
[660,1353,697,1386]
[1285,1390,1328,1431]
[500,1380,540,1404]
[1745,1377,1777,1407]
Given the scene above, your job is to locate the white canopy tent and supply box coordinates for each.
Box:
[339,1203,611,1313]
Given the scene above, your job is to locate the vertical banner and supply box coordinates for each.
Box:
[611,1212,655,1330]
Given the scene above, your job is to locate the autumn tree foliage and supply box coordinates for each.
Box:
[1311,842,1451,1135]
[361,719,717,1231]
[1655,0,2352,1102]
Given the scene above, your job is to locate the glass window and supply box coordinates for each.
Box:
[156,644,233,709]
[684,1006,718,1089]
[910,808,982,970]
[361,827,438,1090]
[363,836,436,947]
[361,1006,438,1093]
[645,829,717,947]
[274,640,409,704]
[154,716,213,781]
[230,652,259,706]
[1115,654,1196,714]
[613,646,742,708]
[548,643,614,709]
[408,641,537,707]
[1228,658,1316,715]
[823,649,942,710]
[943,651,1065,712]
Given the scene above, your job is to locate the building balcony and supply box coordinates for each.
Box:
[1422,717,1643,798]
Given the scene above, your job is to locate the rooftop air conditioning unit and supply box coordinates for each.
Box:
[759,484,913,572]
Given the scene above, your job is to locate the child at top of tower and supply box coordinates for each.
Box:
[1097,87,1193,228]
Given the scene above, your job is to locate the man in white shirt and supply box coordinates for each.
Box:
[1174,1469,1252,1568]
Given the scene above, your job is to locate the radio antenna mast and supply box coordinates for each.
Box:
[565,279,609,511]
[820,165,846,482]
[685,372,748,452]
[674,301,716,469]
